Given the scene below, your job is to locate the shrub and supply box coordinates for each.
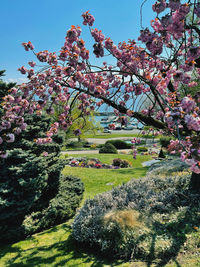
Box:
[0,149,49,244]
[158,148,166,158]
[105,140,132,149]
[159,136,172,148]
[72,174,200,260]
[137,146,148,152]
[23,175,84,236]
[66,140,89,149]
[99,143,118,154]
[147,159,189,177]
[112,158,130,168]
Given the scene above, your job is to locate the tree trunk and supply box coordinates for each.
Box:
[189,172,200,192]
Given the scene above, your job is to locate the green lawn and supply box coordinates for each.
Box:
[0,154,200,266]
[63,154,151,201]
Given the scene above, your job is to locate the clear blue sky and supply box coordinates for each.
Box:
[1,0,155,83]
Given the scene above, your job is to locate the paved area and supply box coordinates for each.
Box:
[86,137,132,145]
[61,149,133,155]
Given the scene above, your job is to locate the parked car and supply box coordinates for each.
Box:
[114,124,122,130]
[103,127,111,133]
[124,126,134,130]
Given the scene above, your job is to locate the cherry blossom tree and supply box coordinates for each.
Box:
[1,0,200,190]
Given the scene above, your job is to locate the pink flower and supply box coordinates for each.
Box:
[91,28,105,42]
[188,81,198,87]
[0,151,8,158]
[82,11,95,26]
[42,151,49,157]
[6,133,15,143]
[152,1,166,14]
[22,41,34,51]
[46,131,53,137]
[190,164,200,174]
[14,128,22,135]
[28,61,36,67]
[20,123,27,130]
[133,149,137,159]
[18,66,27,74]
[168,0,181,11]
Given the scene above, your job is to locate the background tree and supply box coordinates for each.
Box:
[51,99,101,142]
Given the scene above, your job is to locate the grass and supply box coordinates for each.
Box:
[63,154,151,201]
[0,221,131,267]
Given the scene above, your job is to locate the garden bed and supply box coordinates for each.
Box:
[65,157,131,169]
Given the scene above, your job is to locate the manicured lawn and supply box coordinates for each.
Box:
[63,154,151,201]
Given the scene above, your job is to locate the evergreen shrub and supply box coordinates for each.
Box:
[23,175,84,235]
[105,140,132,149]
[137,146,148,152]
[0,149,49,244]
[99,143,118,154]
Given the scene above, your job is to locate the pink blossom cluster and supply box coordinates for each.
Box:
[131,138,141,144]
[82,11,95,26]
[22,41,34,51]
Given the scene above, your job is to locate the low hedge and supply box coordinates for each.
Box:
[137,146,148,152]
[105,140,132,149]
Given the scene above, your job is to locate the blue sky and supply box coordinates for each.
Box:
[1,0,155,83]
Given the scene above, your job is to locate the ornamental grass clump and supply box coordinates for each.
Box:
[104,210,143,229]
[72,174,200,261]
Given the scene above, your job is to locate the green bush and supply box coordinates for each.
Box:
[23,175,84,236]
[112,158,130,168]
[137,147,148,152]
[105,140,132,149]
[159,136,172,148]
[99,143,118,154]
[0,149,49,244]
[66,140,88,149]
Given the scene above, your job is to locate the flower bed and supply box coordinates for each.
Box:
[65,157,131,169]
